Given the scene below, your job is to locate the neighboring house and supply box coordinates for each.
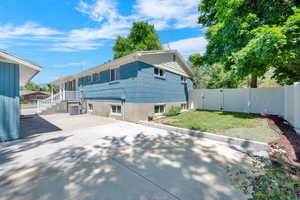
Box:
[0,50,42,141]
[51,50,193,121]
[20,90,50,104]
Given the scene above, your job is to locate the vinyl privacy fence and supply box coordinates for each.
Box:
[189,82,300,134]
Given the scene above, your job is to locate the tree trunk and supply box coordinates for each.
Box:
[250,74,258,88]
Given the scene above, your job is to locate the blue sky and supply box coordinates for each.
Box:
[0,0,207,84]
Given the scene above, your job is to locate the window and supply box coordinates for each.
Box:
[87,75,92,83]
[154,67,165,78]
[154,105,165,114]
[181,103,188,111]
[173,54,176,62]
[88,103,94,112]
[93,73,100,82]
[181,76,187,83]
[110,68,120,81]
[111,105,122,115]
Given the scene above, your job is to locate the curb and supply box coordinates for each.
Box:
[138,121,269,157]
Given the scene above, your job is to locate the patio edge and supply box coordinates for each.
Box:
[137,121,269,157]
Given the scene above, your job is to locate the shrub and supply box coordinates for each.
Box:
[20,99,29,104]
[225,154,300,200]
[164,106,181,117]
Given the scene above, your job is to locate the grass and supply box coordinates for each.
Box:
[160,110,279,143]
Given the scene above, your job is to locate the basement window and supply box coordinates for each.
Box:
[88,103,94,112]
[181,103,188,111]
[154,105,165,114]
[154,67,165,78]
[111,105,122,115]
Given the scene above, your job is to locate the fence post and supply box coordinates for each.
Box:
[284,86,288,121]
[37,101,40,113]
[294,82,300,134]
[247,88,251,113]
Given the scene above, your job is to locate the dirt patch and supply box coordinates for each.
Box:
[267,115,300,169]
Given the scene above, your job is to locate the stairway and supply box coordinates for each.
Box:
[37,91,81,114]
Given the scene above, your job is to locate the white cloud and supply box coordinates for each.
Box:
[77,0,118,23]
[53,61,86,68]
[74,0,200,41]
[67,21,130,41]
[49,40,103,52]
[134,0,200,29]
[164,36,208,57]
[0,22,62,39]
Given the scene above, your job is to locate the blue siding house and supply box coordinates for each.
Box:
[0,50,42,141]
[52,50,193,121]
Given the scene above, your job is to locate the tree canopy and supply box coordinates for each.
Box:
[198,0,300,87]
[188,53,244,89]
[21,82,58,93]
[112,22,163,59]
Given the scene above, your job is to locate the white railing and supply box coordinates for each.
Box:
[37,91,81,113]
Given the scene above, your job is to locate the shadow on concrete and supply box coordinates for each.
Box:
[0,131,249,200]
[0,135,71,165]
[21,114,62,138]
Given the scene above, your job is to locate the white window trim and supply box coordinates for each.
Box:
[181,103,188,112]
[154,67,166,78]
[88,103,94,112]
[181,76,187,83]
[154,104,166,115]
[110,68,120,82]
[111,104,122,116]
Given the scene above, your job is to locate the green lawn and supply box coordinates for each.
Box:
[160,110,279,143]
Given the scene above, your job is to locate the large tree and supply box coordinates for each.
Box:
[199,0,300,87]
[189,53,243,89]
[113,22,163,59]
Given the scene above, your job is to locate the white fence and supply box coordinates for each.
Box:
[189,82,300,133]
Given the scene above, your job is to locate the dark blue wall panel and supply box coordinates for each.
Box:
[0,62,20,141]
[81,61,192,103]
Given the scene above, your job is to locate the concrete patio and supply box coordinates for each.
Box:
[0,114,250,200]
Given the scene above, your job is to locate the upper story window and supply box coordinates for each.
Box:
[173,54,176,62]
[93,73,100,82]
[110,68,120,81]
[87,75,92,83]
[154,67,165,78]
[181,76,187,83]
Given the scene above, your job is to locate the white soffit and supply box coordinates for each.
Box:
[0,50,42,86]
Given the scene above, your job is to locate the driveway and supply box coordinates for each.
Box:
[1,115,250,200]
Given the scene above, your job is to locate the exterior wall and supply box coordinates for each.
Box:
[0,62,20,141]
[80,61,192,103]
[65,60,193,122]
[88,101,187,121]
[40,101,68,115]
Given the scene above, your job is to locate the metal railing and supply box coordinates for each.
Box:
[37,91,81,113]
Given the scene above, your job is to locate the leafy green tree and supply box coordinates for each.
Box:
[188,53,210,89]
[188,53,243,89]
[199,0,300,87]
[21,82,59,93]
[21,82,43,91]
[113,22,163,59]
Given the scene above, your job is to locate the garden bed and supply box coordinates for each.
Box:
[267,115,300,168]
[155,110,280,143]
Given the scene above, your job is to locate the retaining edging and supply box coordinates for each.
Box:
[138,121,269,157]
